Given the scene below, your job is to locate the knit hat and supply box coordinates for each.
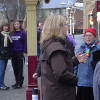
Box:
[84,27,96,37]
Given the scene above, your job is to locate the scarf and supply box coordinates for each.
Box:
[1,31,13,47]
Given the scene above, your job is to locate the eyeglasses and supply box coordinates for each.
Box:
[84,35,94,37]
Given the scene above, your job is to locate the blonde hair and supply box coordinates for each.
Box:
[40,15,67,43]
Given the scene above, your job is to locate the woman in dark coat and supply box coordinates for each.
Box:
[37,15,87,100]
[0,24,12,90]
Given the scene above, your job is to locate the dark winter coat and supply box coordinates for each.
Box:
[0,33,11,59]
[93,61,100,100]
[93,50,100,100]
[39,38,79,100]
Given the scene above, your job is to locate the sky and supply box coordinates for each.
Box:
[41,0,77,9]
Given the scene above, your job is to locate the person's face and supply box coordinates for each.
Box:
[62,24,68,36]
[84,32,95,44]
[14,21,20,30]
[3,26,9,32]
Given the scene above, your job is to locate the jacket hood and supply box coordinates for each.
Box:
[41,37,66,52]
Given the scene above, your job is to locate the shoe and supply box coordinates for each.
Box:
[12,83,17,88]
[0,85,10,90]
[12,84,22,89]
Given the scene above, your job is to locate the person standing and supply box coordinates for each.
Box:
[37,22,43,57]
[75,27,100,100]
[92,50,100,100]
[0,24,12,90]
[37,15,87,100]
[10,20,27,89]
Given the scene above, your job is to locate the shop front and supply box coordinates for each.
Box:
[87,1,100,39]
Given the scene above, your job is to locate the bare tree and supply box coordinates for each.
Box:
[0,0,26,23]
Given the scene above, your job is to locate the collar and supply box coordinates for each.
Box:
[81,40,98,49]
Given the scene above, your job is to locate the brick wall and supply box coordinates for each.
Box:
[74,9,83,29]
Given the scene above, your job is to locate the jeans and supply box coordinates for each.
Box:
[0,59,8,87]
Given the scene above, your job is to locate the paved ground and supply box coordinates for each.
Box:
[0,34,83,100]
[0,60,28,100]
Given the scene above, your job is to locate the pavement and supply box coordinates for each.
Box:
[0,34,83,100]
[0,60,28,100]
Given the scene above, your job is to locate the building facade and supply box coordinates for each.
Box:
[83,0,100,39]
[37,0,83,34]
[83,0,95,29]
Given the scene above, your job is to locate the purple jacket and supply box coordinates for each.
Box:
[10,30,27,54]
[67,34,76,46]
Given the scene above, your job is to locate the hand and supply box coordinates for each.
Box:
[33,73,38,79]
[24,53,27,56]
[75,53,88,63]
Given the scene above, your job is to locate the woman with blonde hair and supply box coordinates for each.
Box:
[34,15,87,100]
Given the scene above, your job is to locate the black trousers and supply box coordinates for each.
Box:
[11,54,25,86]
[76,86,94,100]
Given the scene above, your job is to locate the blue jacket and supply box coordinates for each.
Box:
[75,40,100,87]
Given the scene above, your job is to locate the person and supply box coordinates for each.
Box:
[33,23,43,78]
[75,27,100,100]
[66,34,76,57]
[33,28,76,79]
[10,20,27,89]
[67,34,76,47]
[0,23,12,90]
[37,22,43,57]
[93,50,100,100]
[35,15,87,100]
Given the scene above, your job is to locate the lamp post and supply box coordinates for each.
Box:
[60,2,82,35]
[69,8,72,34]
[66,7,70,34]
[60,2,69,34]
[72,13,75,34]
[60,2,75,35]
[72,6,76,35]
[68,6,76,35]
